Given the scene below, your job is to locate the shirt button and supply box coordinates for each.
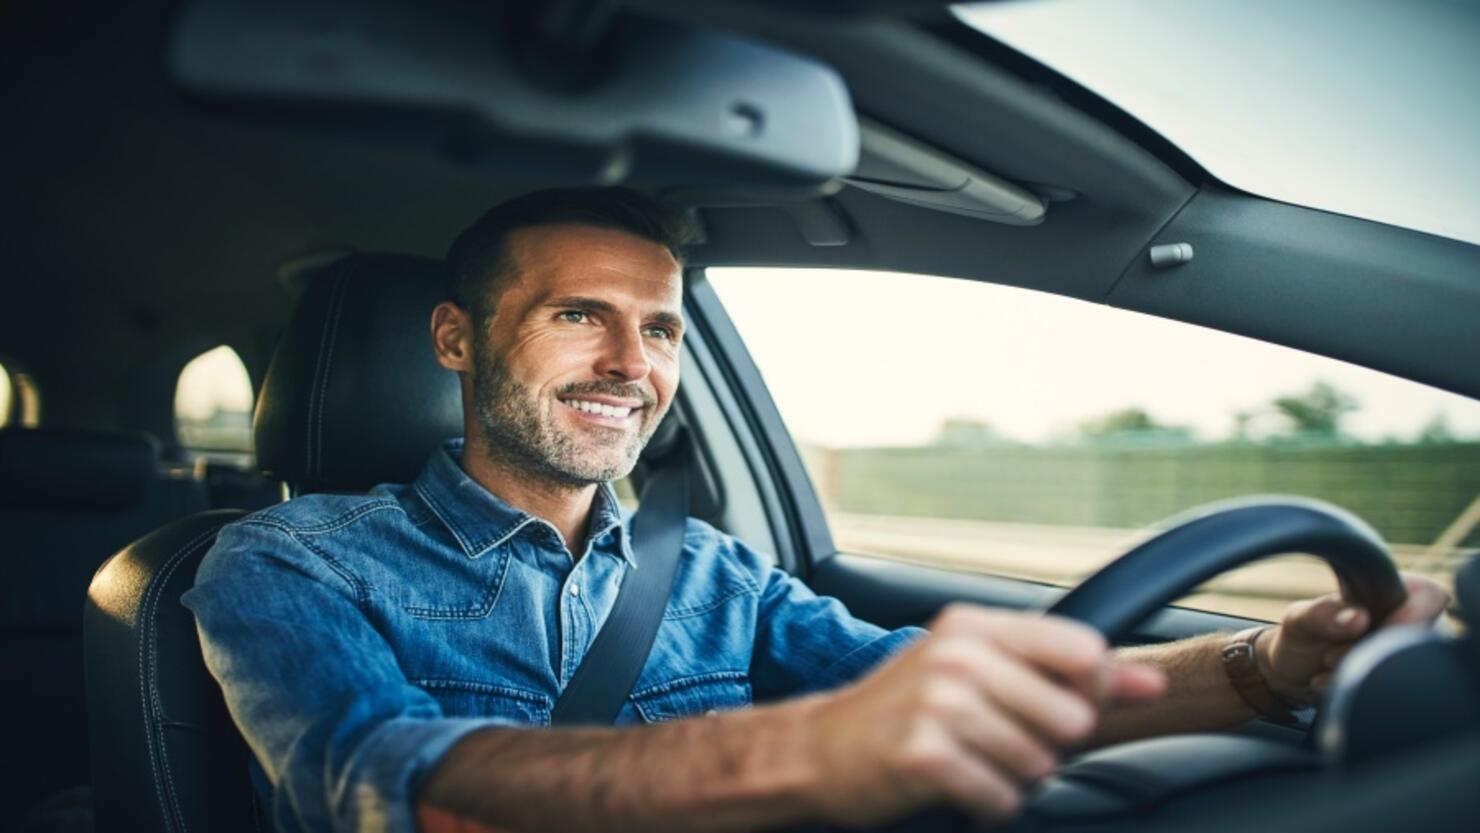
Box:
[569,584,581,597]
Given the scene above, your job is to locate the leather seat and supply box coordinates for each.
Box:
[0,428,206,829]
[83,253,464,833]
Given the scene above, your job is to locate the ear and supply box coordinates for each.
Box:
[430,302,475,372]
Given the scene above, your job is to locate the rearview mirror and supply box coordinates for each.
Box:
[168,0,860,191]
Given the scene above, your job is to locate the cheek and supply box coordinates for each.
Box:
[505,331,592,382]
[648,351,681,403]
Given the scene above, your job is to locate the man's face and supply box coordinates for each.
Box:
[468,223,683,486]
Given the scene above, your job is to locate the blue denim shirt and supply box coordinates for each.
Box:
[183,440,922,833]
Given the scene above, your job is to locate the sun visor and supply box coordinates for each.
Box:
[846,120,1046,225]
[167,0,860,193]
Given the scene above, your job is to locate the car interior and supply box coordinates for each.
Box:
[2,1,1478,832]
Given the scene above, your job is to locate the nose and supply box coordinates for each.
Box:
[595,324,651,382]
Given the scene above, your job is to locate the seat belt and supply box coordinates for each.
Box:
[550,440,690,726]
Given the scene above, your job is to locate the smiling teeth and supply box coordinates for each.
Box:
[567,399,632,418]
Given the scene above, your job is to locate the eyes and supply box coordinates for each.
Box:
[556,310,678,342]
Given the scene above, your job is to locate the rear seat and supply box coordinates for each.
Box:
[0,428,208,828]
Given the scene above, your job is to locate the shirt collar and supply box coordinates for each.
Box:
[413,439,635,566]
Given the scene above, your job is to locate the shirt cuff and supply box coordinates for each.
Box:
[330,716,515,833]
[814,625,927,691]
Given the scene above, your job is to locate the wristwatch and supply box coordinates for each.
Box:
[1221,626,1301,725]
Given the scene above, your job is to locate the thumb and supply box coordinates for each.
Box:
[1283,593,1369,646]
[1101,661,1166,704]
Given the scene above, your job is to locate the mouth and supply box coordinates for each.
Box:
[557,395,645,428]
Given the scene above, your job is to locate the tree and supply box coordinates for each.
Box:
[1079,407,1157,437]
[933,418,1008,447]
[1076,407,1191,444]
[1271,381,1358,438]
[1417,413,1455,444]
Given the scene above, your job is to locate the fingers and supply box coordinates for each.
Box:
[922,678,1058,784]
[1103,661,1167,703]
[902,739,1022,825]
[931,604,1108,690]
[915,634,1097,747]
[875,606,1174,827]
[1380,574,1451,626]
[1283,593,1369,643]
[1323,644,1353,668]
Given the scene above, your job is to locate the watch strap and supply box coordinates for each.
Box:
[1221,626,1300,725]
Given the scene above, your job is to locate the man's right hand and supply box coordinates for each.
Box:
[798,604,1166,828]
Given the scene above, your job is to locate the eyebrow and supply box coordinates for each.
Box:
[546,295,685,331]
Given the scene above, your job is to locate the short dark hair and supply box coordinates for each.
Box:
[445,186,693,323]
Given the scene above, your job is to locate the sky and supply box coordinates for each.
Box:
[956,0,1480,246]
[709,268,1480,449]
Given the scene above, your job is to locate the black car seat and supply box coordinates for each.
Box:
[0,428,207,830]
[82,253,464,833]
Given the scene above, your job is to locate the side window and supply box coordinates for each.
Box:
[0,359,40,428]
[0,362,10,428]
[707,267,1480,620]
[175,346,255,464]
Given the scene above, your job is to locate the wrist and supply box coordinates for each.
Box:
[767,695,832,819]
[1222,626,1300,724]
[1254,625,1312,706]
[682,695,831,827]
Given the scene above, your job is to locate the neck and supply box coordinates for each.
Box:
[458,434,599,559]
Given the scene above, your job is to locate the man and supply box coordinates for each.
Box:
[185,187,1449,833]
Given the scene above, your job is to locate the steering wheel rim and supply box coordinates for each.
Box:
[1043,496,1408,641]
[845,497,1413,833]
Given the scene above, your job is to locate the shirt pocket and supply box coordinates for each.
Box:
[414,678,552,726]
[629,671,752,723]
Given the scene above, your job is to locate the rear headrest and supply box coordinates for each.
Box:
[254,254,464,492]
[0,428,159,510]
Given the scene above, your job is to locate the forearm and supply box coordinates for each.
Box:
[1092,634,1255,746]
[416,697,825,833]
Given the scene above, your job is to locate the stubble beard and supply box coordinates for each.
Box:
[470,345,658,488]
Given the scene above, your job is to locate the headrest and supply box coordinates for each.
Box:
[0,428,159,510]
[253,254,463,492]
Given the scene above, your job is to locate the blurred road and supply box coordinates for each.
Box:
[829,513,1463,622]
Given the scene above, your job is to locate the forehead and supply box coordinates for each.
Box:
[503,223,683,306]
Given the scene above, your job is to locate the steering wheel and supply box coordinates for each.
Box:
[1045,496,1408,639]
[875,496,1411,833]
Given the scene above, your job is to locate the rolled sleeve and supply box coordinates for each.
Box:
[182,519,509,833]
[741,540,925,700]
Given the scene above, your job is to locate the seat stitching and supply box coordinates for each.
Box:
[144,526,220,833]
[306,278,336,475]
[137,524,222,833]
[314,275,349,476]
[306,273,347,477]
[149,528,222,833]
[156,726,189,833]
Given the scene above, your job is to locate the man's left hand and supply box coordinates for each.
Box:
[1258,573,1451,706]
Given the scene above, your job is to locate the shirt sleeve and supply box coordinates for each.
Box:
[181,518,509,833]
[737,538,926,701]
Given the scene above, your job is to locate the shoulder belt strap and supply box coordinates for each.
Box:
[550,444,691,726]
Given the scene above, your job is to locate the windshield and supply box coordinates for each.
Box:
[956,0,1480,246]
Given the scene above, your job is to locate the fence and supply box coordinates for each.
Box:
[807,441,1480,548]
